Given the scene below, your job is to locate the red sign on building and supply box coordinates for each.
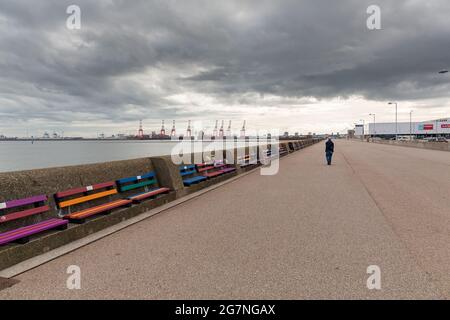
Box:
[419,124,434,130]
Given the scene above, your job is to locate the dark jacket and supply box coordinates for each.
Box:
[325,140,334,153]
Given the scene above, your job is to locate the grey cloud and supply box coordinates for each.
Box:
[0,0,449,135]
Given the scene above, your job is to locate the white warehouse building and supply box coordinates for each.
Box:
[358,118,450,138]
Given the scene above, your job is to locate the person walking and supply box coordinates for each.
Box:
[325,137,334,165]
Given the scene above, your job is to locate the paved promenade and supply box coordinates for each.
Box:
[1,141,449,299]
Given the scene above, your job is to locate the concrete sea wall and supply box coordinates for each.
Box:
[0,139,321,270]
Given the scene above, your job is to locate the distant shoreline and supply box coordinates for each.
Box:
[0,138,174,142]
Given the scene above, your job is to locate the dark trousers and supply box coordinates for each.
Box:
[326,151,333,165]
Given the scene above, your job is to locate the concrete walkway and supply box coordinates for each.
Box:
[1,140,449,299]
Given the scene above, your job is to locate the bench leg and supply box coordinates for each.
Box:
[14,236,30,245]
[69,218,85,224]
[57,224,68,231]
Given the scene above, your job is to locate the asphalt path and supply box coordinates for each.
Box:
[1,140,448,299]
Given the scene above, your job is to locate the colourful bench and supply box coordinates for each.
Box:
[197,163,224,179]
[288,142,295,152]
[116,172,170,203]
[0,195,68,245]
[279,144,289,156]
[55,182,132,223]
[213,160,236,174]
[238,153,258,168]
[260,148,276,163]
[179,165,207,186]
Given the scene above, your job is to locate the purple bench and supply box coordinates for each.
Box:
[221,167,237,174]
[0,195,68,245]
[213,160,236,174]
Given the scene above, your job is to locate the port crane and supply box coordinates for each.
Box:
[213,120,218,137]
[171,120,176,137]
[160,120,166,136]
[186,120,192,138]
[219,120,224,138]
[138,120,144,138]
[240,120,246,138]
[226,120,232,137]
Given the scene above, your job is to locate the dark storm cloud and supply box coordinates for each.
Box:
[0,0,449,134]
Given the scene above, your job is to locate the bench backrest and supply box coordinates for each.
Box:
[196,162,216,172]
[238,153,257,165]
[288,142,294,151]
[212,159,233,167]
[54,182,117,213]
[0,195,49,224]
[116,172,159,193]
[179,164,197,178]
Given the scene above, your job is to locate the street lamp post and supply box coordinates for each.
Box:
[388,102,398,140]
[369,113,376,137]
[409,111,413,140]
[438,70,448,140]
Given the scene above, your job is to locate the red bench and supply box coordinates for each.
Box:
[55,182,132,223]
[214,160,236,174]
[0,195,68,245]
[197,163,224,179]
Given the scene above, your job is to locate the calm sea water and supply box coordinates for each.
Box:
[0,140,261,173]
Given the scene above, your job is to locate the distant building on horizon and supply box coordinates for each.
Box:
[365,117,450,138]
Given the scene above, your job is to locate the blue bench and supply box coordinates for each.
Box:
[260,149,274,163]
[116,171,170,203]
[197,163,224,179]
[179,165,207,186]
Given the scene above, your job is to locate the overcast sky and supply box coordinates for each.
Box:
[1,0,450,137]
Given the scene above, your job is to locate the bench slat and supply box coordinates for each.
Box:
[129,187,170,202]
[180,169,197,177]
[203,171,223,178]
[221,167,236,174]
[55,182,115,199]
[58,189,118,208]
[197,166,214,172]
[64,199,132,220]
[180,165,196,171]
[0,205,49,224]
[0,195,47,211]
[183,176,207,186]
[120,179,156,192]
[0,218,68,245]
[117,172,155,184]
